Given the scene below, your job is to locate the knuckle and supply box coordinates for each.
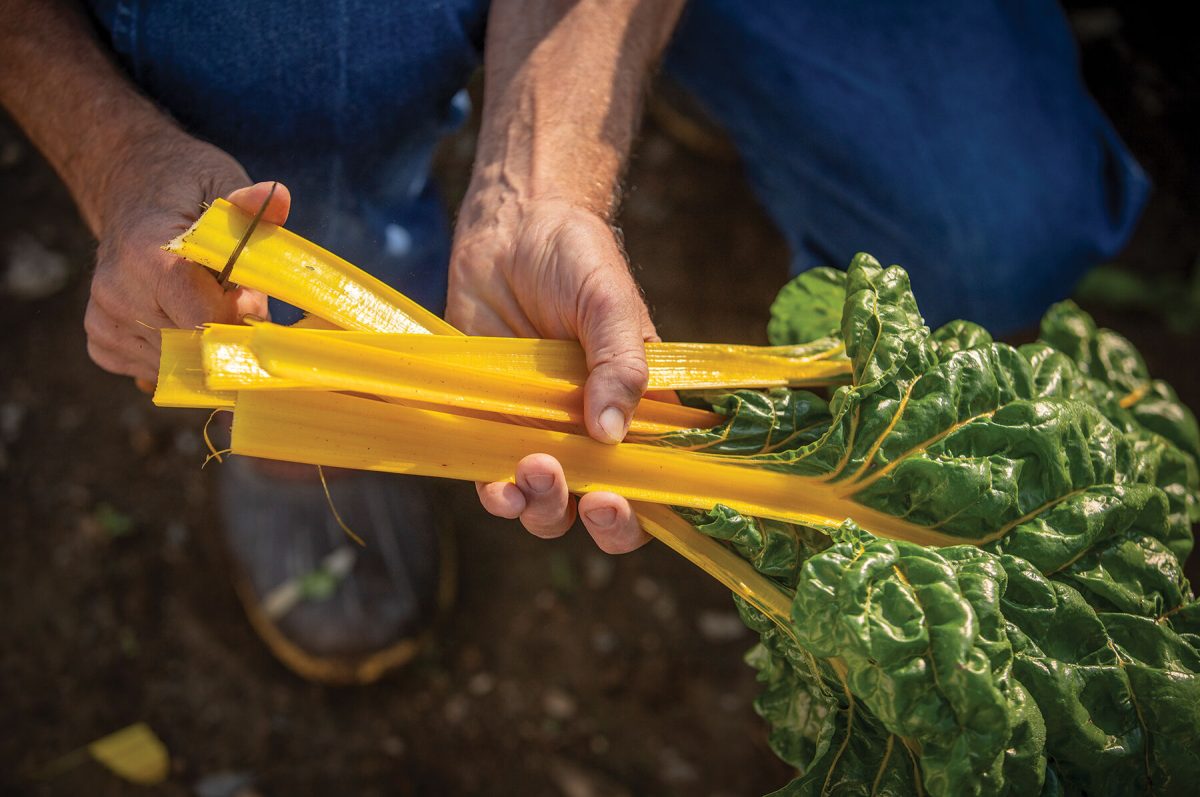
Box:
[591,357,650,401]
[89,267,119,307]
[478,482,523,520]
[596,354,649,383]
[82,304,103,338]
[521,507,573,539]
[576,267,630,313]
[86,341,126,376]
[83,304,119,346]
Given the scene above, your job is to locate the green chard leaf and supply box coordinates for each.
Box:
[675,504,830,588]
[769,267,849,346]
[652,254,1200,796]
[1036,300,1200,541]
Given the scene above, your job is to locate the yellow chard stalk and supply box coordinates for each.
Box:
[159,199,857,628]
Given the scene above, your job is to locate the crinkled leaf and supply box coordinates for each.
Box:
[654,254,1200,796]
[1038,300,1200,463]
[1001,554,1200,796]
[657,388,831,457]
[930,319,994,359]
[769,267,847,346]
[766,707,920,797]
[676,504,829,588]
[789,537,1043,796]
[674,256,1196,570]
[1036,300,1200,545]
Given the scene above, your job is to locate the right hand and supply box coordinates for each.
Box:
[83,133,289,382]
[448,193,655,554]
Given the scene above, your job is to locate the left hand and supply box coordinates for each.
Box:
[447,192,654,554]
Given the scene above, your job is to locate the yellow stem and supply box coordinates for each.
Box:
[230,389,969,548]
[248,322,721,434]
[253,330,851,390]
[165,198,458,335]
[153,329,233,408]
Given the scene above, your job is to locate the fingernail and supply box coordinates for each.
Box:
[526,473,553,494]
[585,507,617,527]
[598,406,628,444]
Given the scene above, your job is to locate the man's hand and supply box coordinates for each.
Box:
[448,193,655,554]
[451,0,684,553]
[84,137,285,382]
[0,2,288,384]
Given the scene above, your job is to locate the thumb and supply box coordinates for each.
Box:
[578,277,654,444]
[225,181,291,226]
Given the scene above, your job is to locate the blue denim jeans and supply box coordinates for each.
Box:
[87,0,1147,332]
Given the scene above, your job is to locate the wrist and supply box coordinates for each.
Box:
[457,168,611,243]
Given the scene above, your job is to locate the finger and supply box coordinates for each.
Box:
[90,285,166,361]
[577,275,653,444]
[84,300,160,376]
[86,338,156,382]
[578,492,650,554]
[514,454,575,539]
[225,181,291,226]
[475,480,526,520]
[231,285,270,322]
[131,340,161,378]
[157,260,246,329]
[88,251,168,354]
[135,378,156,394]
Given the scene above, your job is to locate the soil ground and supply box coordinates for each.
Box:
[2,5,1196,796]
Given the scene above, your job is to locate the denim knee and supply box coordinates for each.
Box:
[666,0,1149,333]
[866,116,1149,333]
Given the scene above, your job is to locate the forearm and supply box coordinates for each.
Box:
[465,0,685,223]
[0,0,186,234]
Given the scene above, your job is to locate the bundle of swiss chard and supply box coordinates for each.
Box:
[158,201,1199,796]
